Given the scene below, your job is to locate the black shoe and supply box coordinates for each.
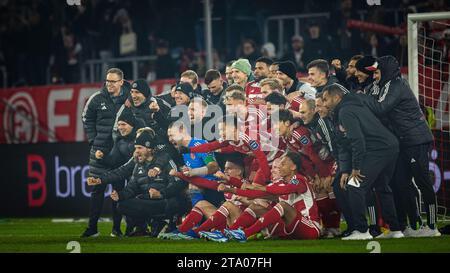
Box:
[128,228,150,237]
[150,220,167,238]
[81,228,100,238]
[125,226,135,237]
[369,225,382,237]
[439,224,450,235]
[111,228,123,237]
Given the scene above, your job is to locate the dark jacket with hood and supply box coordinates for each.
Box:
[332,92,399,173]
[82,81,131,177]
[359,55,433,147]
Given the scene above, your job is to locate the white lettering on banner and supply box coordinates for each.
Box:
[76,88,99,141]
[47,89,73,142]
[55,156,71,198]
[3,92,38,144]
[81,165,91,197]
[55,156,112,198]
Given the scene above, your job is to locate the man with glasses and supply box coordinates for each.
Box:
[81,68,131,237]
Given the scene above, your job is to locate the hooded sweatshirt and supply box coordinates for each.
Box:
[359,55,433,147]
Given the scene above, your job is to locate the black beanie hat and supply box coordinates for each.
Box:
[135,130,156,148]
[117,107,136,127]
[278,61,297,81]
[355,56,377,76]
[175,82,194,99]
[131,79,152,98]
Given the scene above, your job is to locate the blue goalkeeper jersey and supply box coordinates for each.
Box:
[183,138,218,181]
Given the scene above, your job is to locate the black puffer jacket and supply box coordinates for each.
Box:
[82,82,131,176]
[332,93,399,172]
[359,55,433,147]
[98,128,136,169]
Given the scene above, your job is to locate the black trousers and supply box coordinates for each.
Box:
[346,151,401,233]
[400,143,437,228]
[333,172,354,231]
[390,149,422,230]
[333,173,381,232]
[88,181,125,231]
[117,196,188,224]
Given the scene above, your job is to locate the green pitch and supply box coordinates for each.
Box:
[0,218,449,253]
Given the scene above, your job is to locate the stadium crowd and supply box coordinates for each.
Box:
[1,0,448,87]
[81,50,444,241]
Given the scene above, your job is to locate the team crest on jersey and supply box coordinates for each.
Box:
[291,179,299,185]
[248,140,260,150]
[190,153,196,160]
[300,136,309,145]
[138,168,144,174]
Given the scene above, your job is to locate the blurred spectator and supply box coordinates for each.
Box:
[238,39,259,66]
[50,24,82,84]
[329,0,363,61]
[282,35,307,72]
[303,21,333,64]
[363,33,387,58]
[192,52,207,77]
[0,0,445,88]
[212,50,225,71]
[155,39,176,79]
[261,42,276,59]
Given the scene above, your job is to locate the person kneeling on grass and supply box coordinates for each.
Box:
[217,151,322,242]
[87,129,185,237]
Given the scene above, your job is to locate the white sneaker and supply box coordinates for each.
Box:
[375,230,404,239]
[414,226,441,237]
[342,230,373,241]
[403,227,421,237]
[328,228,341,237]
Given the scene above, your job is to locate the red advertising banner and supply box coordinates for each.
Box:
[0,80,176,144]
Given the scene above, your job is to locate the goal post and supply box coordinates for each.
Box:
[407,11,450,217]
[407,12,450,99]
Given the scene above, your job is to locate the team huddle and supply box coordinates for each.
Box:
[81,54,441,242]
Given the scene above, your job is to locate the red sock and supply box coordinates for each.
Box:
[316,198,330,227]
[229,208,257,230]
[326,198,341,229]
[194,207,229,234]
[244,205,283,238]
[179,207,203,233]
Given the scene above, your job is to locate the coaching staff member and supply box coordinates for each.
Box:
[322,84,402,240]
[81,68,131,237]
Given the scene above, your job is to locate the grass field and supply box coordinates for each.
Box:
[1,218,450,253]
